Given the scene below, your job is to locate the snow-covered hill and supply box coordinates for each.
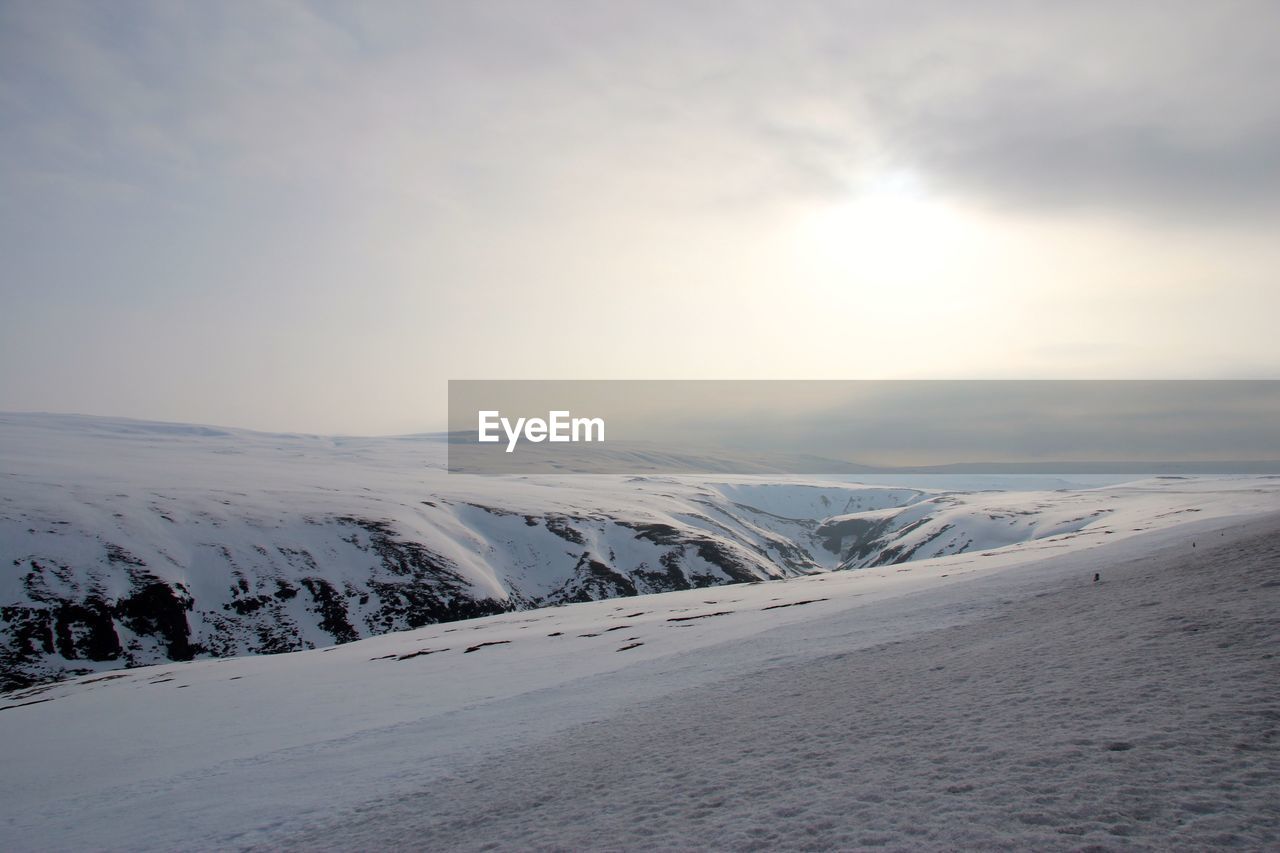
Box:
[1,508,1276,850]
[2,412,1278,691]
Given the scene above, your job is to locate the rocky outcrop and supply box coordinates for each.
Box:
[0,505,815,690]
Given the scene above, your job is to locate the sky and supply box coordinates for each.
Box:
[3,0,1279,435]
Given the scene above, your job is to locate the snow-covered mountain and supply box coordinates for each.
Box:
[2,412,1275,691]
[2,505,1277,851]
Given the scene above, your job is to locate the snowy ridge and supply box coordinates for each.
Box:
[3,412,1279,691]
[0,510,1276,850]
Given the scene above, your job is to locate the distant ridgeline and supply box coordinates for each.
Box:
[0,413,937,689]
[2,480,940,691]
[4,409,1275,691]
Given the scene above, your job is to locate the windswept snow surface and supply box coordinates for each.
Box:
[1,413,1278,849]
[1,507,1278,850]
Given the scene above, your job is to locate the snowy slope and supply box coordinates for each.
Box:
[3,412,1279,692]
[0,413,918,688]
[0,508,1276,850]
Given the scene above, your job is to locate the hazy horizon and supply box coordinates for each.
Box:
[4,1,1280,434]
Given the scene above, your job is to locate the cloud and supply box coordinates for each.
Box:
[845,1,1280,220]
[5,0,1279,221]
[2,1,1278,432]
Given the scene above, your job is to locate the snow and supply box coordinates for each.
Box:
[1,503,1278,849]
[10,411,1276,686]
[314,516,1277,851]
[1,413,1278,848]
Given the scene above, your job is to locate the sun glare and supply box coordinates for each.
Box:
[795,174,978,293]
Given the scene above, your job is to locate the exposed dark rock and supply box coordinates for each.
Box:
[693,541,758,584]
[0,607,55,692]
[617,521,760,585]
[463,640,511,653]
[543,516,587,545]
[630,551,693,594]
[53,600,122,662]
[549,554,638,603]
[396,647,449,660]
[617,521,686,546]
[115,581,197,661]
[667,611,734,622]
[761,598,829,610]
[299,577,359,645]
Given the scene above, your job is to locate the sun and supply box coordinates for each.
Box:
[793,171,978,297]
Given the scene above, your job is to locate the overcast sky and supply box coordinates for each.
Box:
[3,1,1279,434]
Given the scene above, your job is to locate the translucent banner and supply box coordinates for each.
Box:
[447,380,1280,476]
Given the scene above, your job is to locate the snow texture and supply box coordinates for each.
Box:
[1,508,1277,850]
